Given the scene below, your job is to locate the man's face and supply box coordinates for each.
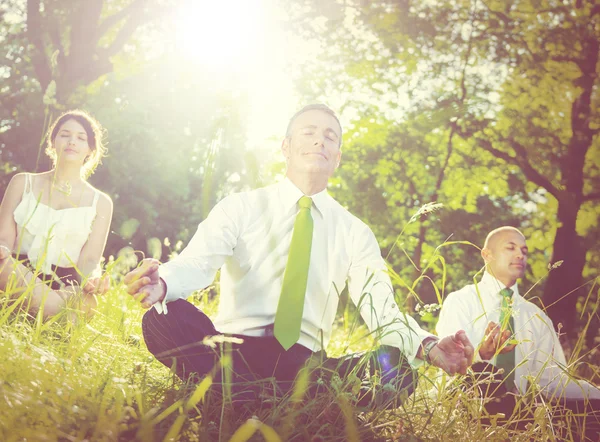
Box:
[483,230,528,286]
[282,109,342,180]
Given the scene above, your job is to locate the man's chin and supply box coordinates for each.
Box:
[510,268,526,279]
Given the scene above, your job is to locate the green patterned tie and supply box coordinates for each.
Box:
[274,196,313,350]
[496,287,515,389]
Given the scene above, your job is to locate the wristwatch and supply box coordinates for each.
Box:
[422,338,439,364]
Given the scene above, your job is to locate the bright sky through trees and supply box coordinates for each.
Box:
[172,0,300,152]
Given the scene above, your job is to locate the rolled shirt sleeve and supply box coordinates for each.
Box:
[348,222,433,366]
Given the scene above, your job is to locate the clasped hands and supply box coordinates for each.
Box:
[427,321,516,375]
[124,258,164,308]
[428,331,475,375]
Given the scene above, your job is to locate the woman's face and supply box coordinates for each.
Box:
[53,119,92,166]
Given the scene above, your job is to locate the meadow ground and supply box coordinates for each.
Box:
[0,284,596,441]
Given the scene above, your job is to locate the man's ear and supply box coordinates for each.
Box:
[335,149,342,169]
[281,137,290,160]
[481,247,493,263]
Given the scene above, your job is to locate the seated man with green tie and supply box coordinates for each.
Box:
[124,104,474,407]
[437,226,600,438]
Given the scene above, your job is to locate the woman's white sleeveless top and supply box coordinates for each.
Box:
[13,174,99,274]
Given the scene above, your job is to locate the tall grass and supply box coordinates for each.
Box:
[1,254,598,440]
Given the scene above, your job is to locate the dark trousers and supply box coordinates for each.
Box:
[17,254,79,290]
[142,299,417,408]
[471,362,600,441]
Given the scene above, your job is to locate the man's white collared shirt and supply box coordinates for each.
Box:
[157,179,432,363]
[437,272,600,400]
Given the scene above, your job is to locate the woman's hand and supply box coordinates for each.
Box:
[82,274,111,296]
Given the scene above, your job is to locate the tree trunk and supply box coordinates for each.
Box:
[544,30,598,336]
[543,200,587,335]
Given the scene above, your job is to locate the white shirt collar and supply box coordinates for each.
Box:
[279,177,330,216]
[479,271,520,299]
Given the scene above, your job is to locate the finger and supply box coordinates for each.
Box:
[453,331,474,363]
[454,330,471,347]
[485,321,497,334]
[491,332,499,348]
[133,291,148,304]
[123,262,158,285]
[486,328,499,346]
[102,276,111,293]
[464,339,474,363]
[139,290,158,309]
[125,277,152,295]
[501,343,517,353]
[141,298,155,309]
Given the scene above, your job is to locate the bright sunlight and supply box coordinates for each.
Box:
[172,0,300,151]
[174,0,265,69]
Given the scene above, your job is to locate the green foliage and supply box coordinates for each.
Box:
[287,0,600,341]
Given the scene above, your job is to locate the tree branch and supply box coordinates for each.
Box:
[26,0,52,90]
[583,191,600,201]
[47,13,64,57]
[97,0,146,36]
[103,11,148,58]
[477,137,562,200]
[551,55,579,64]
[102,1,167,59]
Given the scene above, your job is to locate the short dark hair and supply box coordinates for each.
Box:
[285,103,342,144]
[45,109,106,178]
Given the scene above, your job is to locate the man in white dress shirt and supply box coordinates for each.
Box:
[125,104,474,407]
[437,226,600,437]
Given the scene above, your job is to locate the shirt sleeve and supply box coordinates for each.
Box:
[155,194,242,313]
[347,222,433,367]
[533,313,600,400]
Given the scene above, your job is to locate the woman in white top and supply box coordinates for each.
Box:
[0,110,113,318]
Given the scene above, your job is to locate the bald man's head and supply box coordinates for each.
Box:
[483,226,525,250]
[482,226,528,287]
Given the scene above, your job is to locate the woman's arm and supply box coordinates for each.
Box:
[76,191,113,282]
[61,191,113,318]
[0,173,27,256]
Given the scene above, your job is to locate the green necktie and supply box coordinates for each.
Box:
[496,287,515,389]
[274,196,314,350]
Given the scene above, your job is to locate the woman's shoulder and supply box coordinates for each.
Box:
[85,183,113,210]
[27,171,53,181]
[5,172,31,193]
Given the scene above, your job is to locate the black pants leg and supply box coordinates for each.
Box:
[314,346,417,409]
[468,362,517,419]
[142,300,312,384]
[142,299,416,408]
[142,299,223,382]
[555,399,600,441]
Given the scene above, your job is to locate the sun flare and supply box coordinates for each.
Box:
[174,0,265,70]
[172,0,300,153]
